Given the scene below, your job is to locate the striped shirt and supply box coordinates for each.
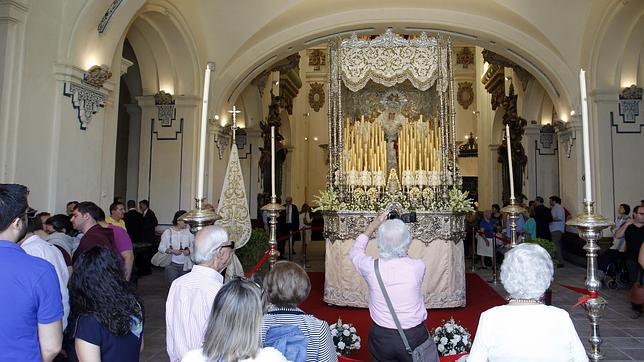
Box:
[260,306,338,362]
[166,265,224,362]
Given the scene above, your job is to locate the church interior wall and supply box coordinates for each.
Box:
[2,0,643,226]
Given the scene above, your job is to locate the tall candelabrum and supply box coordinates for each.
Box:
[567,201,612,362]
[180,197,222,235]
[501,197,525,249]
[261,196,285,269]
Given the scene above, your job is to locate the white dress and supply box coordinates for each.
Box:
[181,347,288,362]
[467,304,587,362]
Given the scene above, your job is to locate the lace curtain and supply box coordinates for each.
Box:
[339,29,449,93]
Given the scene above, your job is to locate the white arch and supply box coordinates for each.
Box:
[210,7,576,121]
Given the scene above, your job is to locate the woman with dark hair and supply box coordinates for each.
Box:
[158,210,195,285]
[67,246,144,362]
[45,214,76,255]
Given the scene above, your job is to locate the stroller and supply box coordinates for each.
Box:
[598,249,630,289]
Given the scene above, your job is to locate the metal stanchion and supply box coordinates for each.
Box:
[567,201,612,361]
[488,234,498,284]
[302,227,309,269]
[471,226,477,272]
[288,234,293,261]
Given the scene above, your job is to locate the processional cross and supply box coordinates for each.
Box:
[228,105,241,139]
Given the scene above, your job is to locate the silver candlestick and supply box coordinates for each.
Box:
[501,197,525,249]
[262,196,284,269]
[567,201,612,362]
[179,198,221,235]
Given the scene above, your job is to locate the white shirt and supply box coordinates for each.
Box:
[467,304,587,362]
[159,227,195,265]
[549,204,566,233]
[166,265,224,362]
[21,234,70,329]
[181,347,288,362]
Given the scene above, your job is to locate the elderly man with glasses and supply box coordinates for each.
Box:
[165,225,234,362]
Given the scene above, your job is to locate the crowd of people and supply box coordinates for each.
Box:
[0,184,163,361]
[2,181,643,361]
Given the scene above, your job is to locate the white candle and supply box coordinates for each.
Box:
[505,124,515,200]
[197,62,215,200]
[271,126,276,198]
[579,69,593,202]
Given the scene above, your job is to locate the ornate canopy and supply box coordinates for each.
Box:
[339,29,449,93]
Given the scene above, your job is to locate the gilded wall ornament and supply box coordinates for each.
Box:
[457,82,474,110]
[308,49,326,71]
[456,47,474,68]
[308,82,325,112]
[84,65,112,88]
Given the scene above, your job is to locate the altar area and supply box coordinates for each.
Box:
[317,30,472,308]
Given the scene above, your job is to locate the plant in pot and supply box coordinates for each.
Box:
[525,237,557,305]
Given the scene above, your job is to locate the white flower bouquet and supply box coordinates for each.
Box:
[329,318,361,356]
[431,318,472,356]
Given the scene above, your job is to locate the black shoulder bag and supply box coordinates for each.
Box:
[374,259,439,362]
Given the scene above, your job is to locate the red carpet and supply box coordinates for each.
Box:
[299,273,506,361]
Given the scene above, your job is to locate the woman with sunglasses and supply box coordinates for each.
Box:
[182,278,288,362]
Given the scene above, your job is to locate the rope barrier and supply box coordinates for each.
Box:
[245,226,325,276]
[557,282,599,308]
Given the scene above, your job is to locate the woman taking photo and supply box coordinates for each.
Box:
[349,212,436,361]
[182,278,288,362]
[67,246,144,362]
[467,243,586,361]
[158,210,195,285]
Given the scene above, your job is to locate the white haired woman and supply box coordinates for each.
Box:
[349,212,434,361]
[181,278,288,362]
[467,243,587,361]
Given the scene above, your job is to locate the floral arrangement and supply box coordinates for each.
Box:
[431,318,472,356]
[329,318,361,356]
[444,188,474,212]
[312,187,343,212]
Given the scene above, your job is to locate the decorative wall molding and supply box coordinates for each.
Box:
[457,81,473,109]
[63,82,107,130]
[557,122,577,159]
[0,0,29,23]
[308,82,325,112]
[154,91,176,127]
[97,0,125,34]
[536,124,558,155]
[60,65,112,130]
[611,85,643,133]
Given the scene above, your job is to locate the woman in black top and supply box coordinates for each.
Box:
[66,246,144,362]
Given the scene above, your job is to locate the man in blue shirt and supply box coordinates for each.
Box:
[0,184,63,361]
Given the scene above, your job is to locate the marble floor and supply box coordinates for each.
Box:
[138,240,644,361]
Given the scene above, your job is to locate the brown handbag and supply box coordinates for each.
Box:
[630,282,644,305]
